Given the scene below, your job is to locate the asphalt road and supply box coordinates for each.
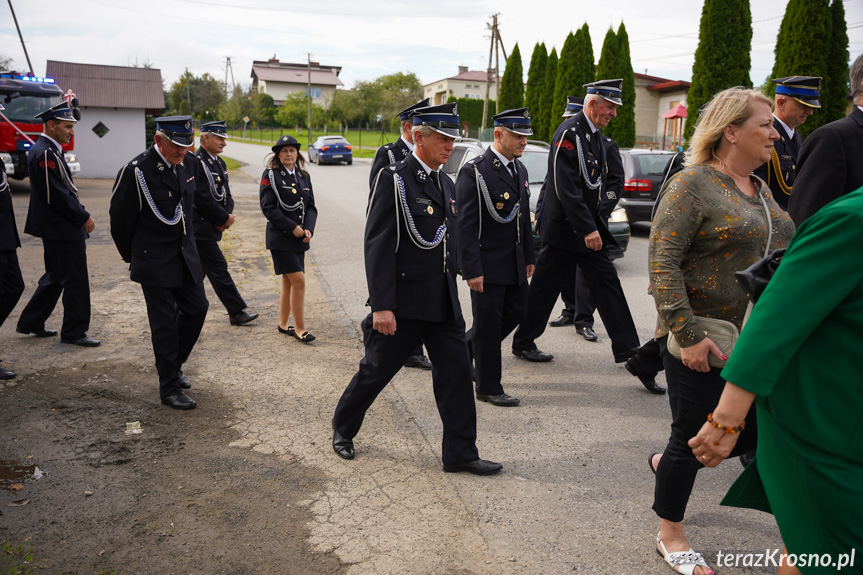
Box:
[218,139,783,574]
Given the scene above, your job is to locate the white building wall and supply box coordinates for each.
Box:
[75,107,145,178]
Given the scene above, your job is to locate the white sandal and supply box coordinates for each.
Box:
[656,532,712,575]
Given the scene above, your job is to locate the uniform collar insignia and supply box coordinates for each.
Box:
[207,158,213,164]
[585,133,591,142]
[401,149,408,156]
[281,170,286,176]
[131,160,138,166]
[492,158,501,167]
[157,162,165,171]
[417,169,426,181]
[390,165,396,170]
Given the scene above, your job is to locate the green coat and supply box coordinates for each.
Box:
[721,187,863,570]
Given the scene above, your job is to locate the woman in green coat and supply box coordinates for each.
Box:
[691,187,863,574]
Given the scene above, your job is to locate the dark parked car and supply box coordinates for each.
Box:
[443,138,630,260]
[308,136,353,165]
[617,148,677,223]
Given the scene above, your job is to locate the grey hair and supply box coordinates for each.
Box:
[411,124,434,139]
[850,53,863,104]
[584,93,602,109]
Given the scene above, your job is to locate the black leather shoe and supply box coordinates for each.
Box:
[0,366,16,380]
[548,314,574,327]
[178,371,192,389]
[404,354,432,370]
[61,335,101,347]
[625,359,666,394]
[443,459,503,476]
[512,348,554,362]
[60,335,102,347]
[161,393,196,410]
[577,326,598,342]
[613,347,639,363]
[16,326,57,338]
[229,309,259,326]
[332,428,354,460]
[476,393,520,407]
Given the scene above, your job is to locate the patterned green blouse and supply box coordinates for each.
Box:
[649,164,795,347]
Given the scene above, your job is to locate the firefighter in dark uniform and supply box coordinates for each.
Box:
[110,116,208,410]
[16,101,99,347]
[456,108,535,407]
[753,76,821,210]
[363,99,432,370]
[332,103,501,475]
[0,113,25,379]
[512,80,639,363]
[193,120,258,326]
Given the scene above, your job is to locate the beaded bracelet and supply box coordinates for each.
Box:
[707,413,745,434]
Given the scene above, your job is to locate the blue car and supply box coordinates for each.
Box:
[308,136,353,165]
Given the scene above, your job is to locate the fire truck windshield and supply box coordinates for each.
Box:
[1,92,62,123]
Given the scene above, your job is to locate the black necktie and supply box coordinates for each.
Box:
[430,170,441,193]
[507,161,518,184]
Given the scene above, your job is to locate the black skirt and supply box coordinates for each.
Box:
[271,250,305,275]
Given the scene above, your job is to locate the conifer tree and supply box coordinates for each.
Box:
[616,23,637,147]
[576,24,596,95]
[550,32,578,138]
[684,0,752,140]
[821,0,849,127]
[499,43,525,111]
[770,0,832,138]
[595,28,622,141]
[524,43,548,140]
[539,48,559,141]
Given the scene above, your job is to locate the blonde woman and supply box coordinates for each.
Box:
[647,87,795,575]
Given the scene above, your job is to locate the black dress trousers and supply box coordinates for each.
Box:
[196,238,247,316]
[333,316,479,466]
[17,238,90,339]
[0,250,24,328]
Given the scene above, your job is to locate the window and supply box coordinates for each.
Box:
[305,87,322,98]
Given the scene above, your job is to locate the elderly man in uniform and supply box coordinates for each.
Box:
[512,80,639,364]
[332,103,501,475]
[193,120,258,326]
[363,99,432,370]
[455,108,535,407]
[753,76,821,211]
[110,116,209,410]
[16,101,99,347]
[789,54,863,225]
[0,105,25,379]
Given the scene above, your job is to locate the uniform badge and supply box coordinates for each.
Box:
[492,158,501,168]
[496,202,504,210]
[585,133,591,142]
[281,171,286,176]
[503,192,510,200]
[207,158,213,165]
[401,149,408,157]
[450,198,456,214]
[184,120,191,129]
[607,191,616,200]
[417,170,426,181]
[427,205,434,215]
[157,163,165,172]
[416,198,431,205]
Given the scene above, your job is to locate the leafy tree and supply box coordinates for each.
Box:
[685,0,752,140]
[615,23,636,147]
[168,71,225,118]
[595,28,624,142]
[499,43,525,111]
[524,43,547,141]
[822,0,850,126]
[447,95,496,137]
[219,85,253,127]
[377,72,423,130]
[0,53,15,71]
[770,0,832,138]
[538,48,559,141]
[251,92,276,125]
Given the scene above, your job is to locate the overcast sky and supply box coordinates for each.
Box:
[2,0,862,92]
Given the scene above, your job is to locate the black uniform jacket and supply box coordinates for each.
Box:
[369,137,411,191]
[191,149,233,241]
[537,112,618,251]
[788,107,863,225]
[753,117,801,210]
[109,146,203,288]
[455,147,534,286]
[259,165,318,252]
[23,135,90,241]
[0,159,20,251]
[366,154,461,323]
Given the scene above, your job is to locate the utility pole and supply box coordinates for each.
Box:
[185,67,192,115]
[224,56,235,99]
[307,54,313,147]
[481,13,499,134]
[7,0,33,75]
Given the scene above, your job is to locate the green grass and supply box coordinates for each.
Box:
[351,149,376,159]
[221,156,242,171]
[225,127,399,149]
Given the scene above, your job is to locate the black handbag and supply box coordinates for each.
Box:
[735,248,785,304]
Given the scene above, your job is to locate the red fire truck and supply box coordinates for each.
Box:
[0,72,81,179]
